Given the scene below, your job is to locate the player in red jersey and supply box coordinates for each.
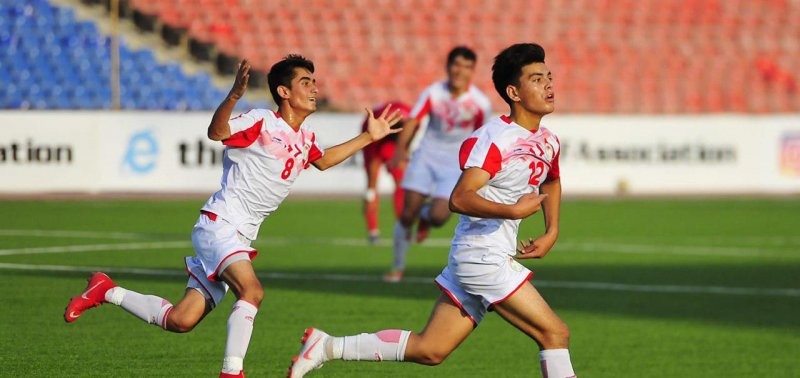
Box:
[64,56,403,378]
[361,101,412,244]
[289,43,576,378]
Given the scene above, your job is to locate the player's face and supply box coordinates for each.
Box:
[513,62,554,115]
[286,68,318,114]
[446,56,476,91]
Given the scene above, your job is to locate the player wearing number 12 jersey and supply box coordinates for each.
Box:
[63,55,403,378]
[289,44,577,378]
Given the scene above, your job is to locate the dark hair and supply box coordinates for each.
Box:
[492,43,546,105]
[267,54,315,104]
[446,46,477,66]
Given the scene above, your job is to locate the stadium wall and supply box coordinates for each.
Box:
[1,112,799,196]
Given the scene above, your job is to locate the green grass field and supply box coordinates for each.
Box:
[1,198,798,377]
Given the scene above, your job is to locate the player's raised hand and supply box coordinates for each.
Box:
[510,192,547,219]
[516,232,557,259]
[229,59,250,100]
[365,105,403,142]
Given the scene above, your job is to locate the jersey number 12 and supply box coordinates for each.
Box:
[528,161,545,186]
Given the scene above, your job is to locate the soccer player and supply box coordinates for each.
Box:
[63,55,403,378]
[361,101,411,244]
[288,43,576,378]
[385,46,492,282]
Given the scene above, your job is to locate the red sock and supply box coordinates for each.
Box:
[364,188,379,234]
[365,200,379,234]
[389,167,405,219]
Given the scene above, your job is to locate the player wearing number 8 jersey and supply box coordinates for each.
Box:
[64,55,403,378]
[289,43,576,378]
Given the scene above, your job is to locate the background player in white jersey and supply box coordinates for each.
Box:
[288,43,577,378]
[385,46,492,282]
[63,55,403,378]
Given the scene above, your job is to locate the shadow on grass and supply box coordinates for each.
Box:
[5,261,799,331]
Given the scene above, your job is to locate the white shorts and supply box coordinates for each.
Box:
[185,212,258,308]
[434,244,533,325]
[401,147,461,199]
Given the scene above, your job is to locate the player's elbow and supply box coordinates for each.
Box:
[448,192,466,214]
[313,159,331,171]
[207,128,224,141]
[447,190,469,214]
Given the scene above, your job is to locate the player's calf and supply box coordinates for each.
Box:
[218,261,263,376]
[289,328,412,377]
[65,272,179,332]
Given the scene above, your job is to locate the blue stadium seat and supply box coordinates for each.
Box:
[0,0,229,110]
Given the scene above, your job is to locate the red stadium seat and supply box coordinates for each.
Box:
[123,0,799,113]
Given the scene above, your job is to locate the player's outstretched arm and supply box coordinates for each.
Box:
[517,178,561,259]
[449,168,548,219]
[208,59,250,141]
[312,106,403,170]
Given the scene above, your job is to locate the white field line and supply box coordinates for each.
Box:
[261,238,788,257]
[0,230,795,257]
[0,241,191,256]
[0,229,158,240]
[0,262,797,298]
[5,228,800,247]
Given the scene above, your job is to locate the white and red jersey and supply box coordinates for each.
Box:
[451,115,561,255]
[410,81,492,154]
[201,109,324,240]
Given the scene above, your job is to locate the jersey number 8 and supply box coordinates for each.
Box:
[281,159,294,180]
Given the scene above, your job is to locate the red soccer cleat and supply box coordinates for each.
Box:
[219,371,245,378]
[64,272,117,323]
[416,218,431,243]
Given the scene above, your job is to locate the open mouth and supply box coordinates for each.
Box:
[545,93,555,103]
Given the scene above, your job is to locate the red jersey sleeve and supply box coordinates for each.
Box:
[307,132,324,163]
[223,109,267,148]
[546,137,561,181]
[459,133,502,178]
[410,87,433,121]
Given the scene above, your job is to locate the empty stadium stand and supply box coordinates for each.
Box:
[0,0,257,110]
[2,0,798,112]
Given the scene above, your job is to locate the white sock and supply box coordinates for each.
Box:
[105,287,173,330]
[419,204,432,221]
[221,300,258,374]
[329,330,410,361]
[392,222,411,271]
[539,349,576,378]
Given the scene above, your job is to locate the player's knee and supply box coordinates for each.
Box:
[238,284,264,307]
[416,349,450,366]
[168,314,198,333]
[399,211,416,227]
[540,322,570,349]
[429,213,449,227]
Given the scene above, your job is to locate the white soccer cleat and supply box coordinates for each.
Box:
[287,328,330,378]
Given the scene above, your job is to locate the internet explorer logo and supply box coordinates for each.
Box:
[122,129,159,175]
